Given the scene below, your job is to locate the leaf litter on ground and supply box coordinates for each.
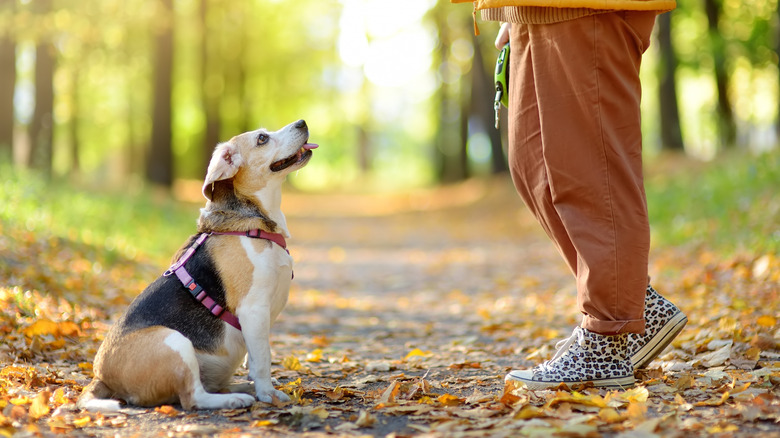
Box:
[0,174,778,437]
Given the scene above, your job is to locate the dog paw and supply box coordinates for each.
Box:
[226,393,257,409]
[256,388,291,404]
[193,392,256,410]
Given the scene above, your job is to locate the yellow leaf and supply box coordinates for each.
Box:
[283,378,302,388]
[694,391,730,407]
[547,391,607,408]
[22,319,80,338]
[52,388,71,406]
[621,386,649,403]
[78,362,93,371]
[282,355,302,371]
[731,381,751,394]
[404,348,432,360]
[513,405,547,419]
[757,315,777,328]
[417,396,434,405]
[56,321,80,337]
[45,339,66,350]
[437,394,464,407]
[9,396,31,406]
[72,415,91,428]
[304,349,323,363]
[707,424,739,434]
[22,320,59,338]
[251,420,277,427]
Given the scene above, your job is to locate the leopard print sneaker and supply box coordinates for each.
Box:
[505,327,634,390]
[628,285,688,370]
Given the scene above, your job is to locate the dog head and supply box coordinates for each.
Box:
[202,119,318,201]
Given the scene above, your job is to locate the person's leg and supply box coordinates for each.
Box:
[504,11,658,388]
[529,10,657,335]
[507,16,579,277]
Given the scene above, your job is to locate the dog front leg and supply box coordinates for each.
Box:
[238,305,290,404]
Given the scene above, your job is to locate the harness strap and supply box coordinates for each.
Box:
[164,229,289,331]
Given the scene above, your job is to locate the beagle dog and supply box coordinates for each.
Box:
[78,120,317,410]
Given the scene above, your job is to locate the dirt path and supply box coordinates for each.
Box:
[43,178,780,437]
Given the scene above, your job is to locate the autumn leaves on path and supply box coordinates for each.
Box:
[0,178,778,436]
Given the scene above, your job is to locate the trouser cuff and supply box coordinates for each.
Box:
[582,314,645,335]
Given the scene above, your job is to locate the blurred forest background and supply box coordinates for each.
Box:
[0,0,778,191]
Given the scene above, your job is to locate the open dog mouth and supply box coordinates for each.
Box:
[270,142,318,172]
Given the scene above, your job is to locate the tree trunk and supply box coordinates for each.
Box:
[200,0,221,175]
[69,68,80,174]
[433,6,469,183]
[656,12,684,151]
[147,0,175,187]
[704,0,736,149]
[0,0,15,163]
[29,0,56,177]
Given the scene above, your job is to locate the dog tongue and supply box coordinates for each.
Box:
[304,143,319,150]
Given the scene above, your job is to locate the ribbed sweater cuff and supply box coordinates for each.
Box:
[481,6,607,24]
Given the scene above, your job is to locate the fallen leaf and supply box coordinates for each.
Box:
[377,380,400,405]
[282,355,302,371]
[304,349,323,363]
[28,391,50,420]
[404,348,432,360]
[699,344,732,367]
[756,315,776,328]
[154,405,180,417]
[437,393,464,407]
[354,409,376,427]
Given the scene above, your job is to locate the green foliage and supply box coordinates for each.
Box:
[0,166,195,264]
[646,151,780,254]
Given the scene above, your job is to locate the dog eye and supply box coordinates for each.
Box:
[256,133,270,146]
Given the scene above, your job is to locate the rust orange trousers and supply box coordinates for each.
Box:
[507,11,658,335]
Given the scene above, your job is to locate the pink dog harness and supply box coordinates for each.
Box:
[164,230,288,331]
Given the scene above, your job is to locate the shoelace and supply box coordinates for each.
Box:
[538,326,586,373]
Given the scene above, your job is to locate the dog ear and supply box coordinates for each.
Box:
[202,141,243,200]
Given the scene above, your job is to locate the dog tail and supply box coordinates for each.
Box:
[77,379,122,412]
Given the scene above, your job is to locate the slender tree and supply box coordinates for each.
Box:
[704,0,736,149]
[432,3,469,182]
[657,11,684,151]
[68,68,80,174]
[200,0,221,175]
[0,0,15,163]
[29,0,56,176]
[147,0,174,187]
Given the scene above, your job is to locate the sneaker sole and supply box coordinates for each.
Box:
[505,373,635,391]
[631,311,688,370]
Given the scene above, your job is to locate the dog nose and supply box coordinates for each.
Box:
[295,120,307,129]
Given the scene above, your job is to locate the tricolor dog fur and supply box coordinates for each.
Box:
[78,120,317,411]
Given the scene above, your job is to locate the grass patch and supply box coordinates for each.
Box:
[0,167,196,265]
[645,150,780,255]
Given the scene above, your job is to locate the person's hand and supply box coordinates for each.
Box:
[495,22,510,49]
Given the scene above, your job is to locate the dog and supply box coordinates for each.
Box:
[78,119,317,411]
